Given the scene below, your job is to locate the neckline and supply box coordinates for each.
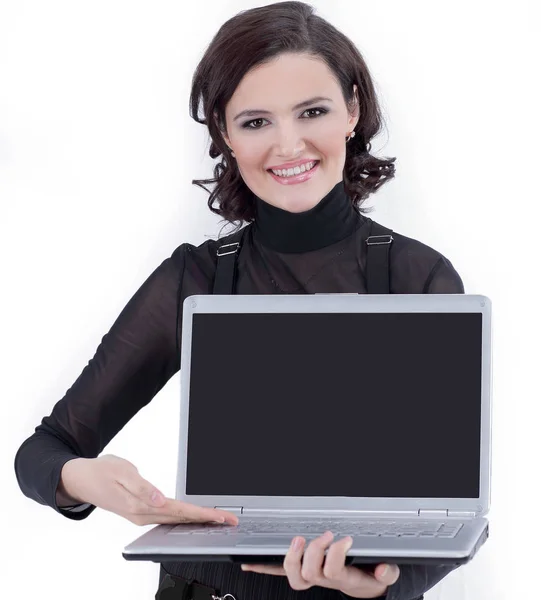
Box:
[252,179,364,253]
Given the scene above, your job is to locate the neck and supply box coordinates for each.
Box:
[252,179,363,253]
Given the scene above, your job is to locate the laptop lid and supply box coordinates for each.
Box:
[176,294,491,518]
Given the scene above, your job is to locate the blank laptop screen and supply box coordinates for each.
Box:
[186,312,483,498]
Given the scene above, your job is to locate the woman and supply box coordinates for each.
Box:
[14,2,464,599]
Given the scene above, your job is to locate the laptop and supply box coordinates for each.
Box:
[123,293,491,566]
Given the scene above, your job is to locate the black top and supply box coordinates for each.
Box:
[14,179,464,600]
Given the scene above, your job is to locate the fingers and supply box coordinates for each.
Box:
[124,494,240,526]
[301,531,334,581]
[322,535,352,580]
[116,465,239,525]
[152,500,240,525]
[283,535,310,590]
[241,564,286,576]
[285,533,395,596]
[95,456,239,527]
[339,561,400,598]
[242,533,401,598]
[374,563,400,586]
[282,532,347,591]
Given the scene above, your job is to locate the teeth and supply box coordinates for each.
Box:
[271,161,317,177]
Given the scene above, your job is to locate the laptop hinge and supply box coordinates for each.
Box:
[214,506,243,516]
[418,509,448,517]
[447,510,477,518]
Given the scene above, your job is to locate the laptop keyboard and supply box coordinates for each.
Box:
[169,519,463,539]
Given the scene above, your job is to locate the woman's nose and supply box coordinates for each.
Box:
[274,125,305,157]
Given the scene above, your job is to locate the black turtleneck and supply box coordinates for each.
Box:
[252,179,364,253]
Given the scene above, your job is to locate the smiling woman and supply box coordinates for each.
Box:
[220,54,355,207]
[13,2,467,600]
[190,1,396,227]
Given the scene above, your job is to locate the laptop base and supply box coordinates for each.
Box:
[122,522,488,566]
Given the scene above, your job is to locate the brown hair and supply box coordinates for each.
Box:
[190,1,396,234]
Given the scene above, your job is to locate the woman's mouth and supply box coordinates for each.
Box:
[267,160,320,185]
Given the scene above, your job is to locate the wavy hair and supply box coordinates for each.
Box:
[190,1,396,234]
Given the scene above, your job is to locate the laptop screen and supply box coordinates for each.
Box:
[186,312,483,499]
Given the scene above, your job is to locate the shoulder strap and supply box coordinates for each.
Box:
[213,220,394,295]
[365,220,394,294]
[212,226,249,294]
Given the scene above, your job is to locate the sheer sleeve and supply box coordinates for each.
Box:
[14,244,188,520]
[423,256,465,294]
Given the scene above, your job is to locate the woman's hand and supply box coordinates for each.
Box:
[241,531,400,598]
[57,454,239,526]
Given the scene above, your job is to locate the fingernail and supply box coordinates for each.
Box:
[380,565,389,578]
[292,537,303,551]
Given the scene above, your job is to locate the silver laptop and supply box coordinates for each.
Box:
[123,293,491,566]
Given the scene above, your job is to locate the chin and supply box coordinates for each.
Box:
[275,197,319,213]
[286,200,319,213]
[276,184,330,213]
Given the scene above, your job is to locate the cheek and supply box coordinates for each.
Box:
[317,124,347,151]
[307,122,347,158]
[235,151,268,175]
[235,148,269,171]
[316,139,346,164]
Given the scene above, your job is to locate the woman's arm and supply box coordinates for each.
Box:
[13,244,188,519]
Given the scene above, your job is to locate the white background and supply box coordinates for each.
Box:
[1,1,539,598]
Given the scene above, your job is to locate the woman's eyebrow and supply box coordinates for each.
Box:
[233,96,333,121]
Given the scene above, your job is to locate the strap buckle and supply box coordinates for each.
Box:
[366,235,393,246]
[216,242,240,257]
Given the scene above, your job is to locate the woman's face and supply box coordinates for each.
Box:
[221,53,359,213]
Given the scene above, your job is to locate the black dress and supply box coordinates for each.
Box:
[14,179,464,600]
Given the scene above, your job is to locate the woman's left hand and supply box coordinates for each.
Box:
[240,531,400,598]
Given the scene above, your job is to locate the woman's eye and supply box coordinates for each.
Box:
[304,108,327,118]
[242,107,328,130]
[243,118,266,130]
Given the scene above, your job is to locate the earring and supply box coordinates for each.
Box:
[228,147,236,158]
[345,131,356,143]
